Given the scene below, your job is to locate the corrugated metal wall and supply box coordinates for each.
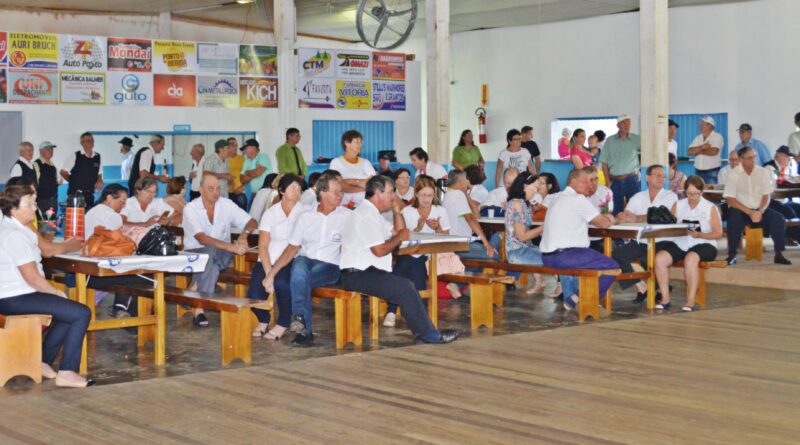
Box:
[312,120,395,162]
[670,113,728,158]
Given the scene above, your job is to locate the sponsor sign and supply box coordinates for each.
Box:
[60,71,105,105]
[153,40,197,74]
[0,69,6,103]
[372,81,405,111]
[197,76,238,108]
[239,77,278,108]
[239,45,277,77]
[372,51,405,81]
[197,42,237,75]
[107,38,152,72]
[336,80,371,110]
[153,74,196,106]
[335,50,371,80]
[297,77,335,109]
[0,32,7,65]
[8,33,58,70]
[108,71,152,106]
[8,69,59,104]
[298,48,333,78]
[58,35,106,71]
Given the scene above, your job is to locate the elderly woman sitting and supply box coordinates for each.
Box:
[121,177,176,227]
[163,176,188,225]
[505,172,545,294]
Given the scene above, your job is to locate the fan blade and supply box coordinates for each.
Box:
[388,7,415,17]
[373,22,387,47]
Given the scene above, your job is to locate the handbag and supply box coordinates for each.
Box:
[426,251,465,275]
[647,205,677,224]
[136,225,179,256]
[83,226,137,257]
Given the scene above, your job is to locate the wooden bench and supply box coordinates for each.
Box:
[743,219,800,261]
[311,286,363,349]
[671,259,727,307]
[438,272,514,329]
[0,314,52,386]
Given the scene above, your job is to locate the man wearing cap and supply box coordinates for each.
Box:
[667,119,679,156]
[188,143,205,201]
[767,145,800,246]
[128,134,169,194]
[226,137,247,210]
[240,139,273,197]
[34,141,60,216]
[203,139,231,198]
[119,137,134,181]
[688,116,724,184]
[787,112,800,156]
[377,152,393,176]
[9,141,37,185]
[60,132,103,208]
[734,123,771,166]
[600,115,641,215]
[275,128,307,177]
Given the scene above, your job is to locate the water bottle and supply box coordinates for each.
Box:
[65,190,86,240]
[436,178,447,203]
[163,158,169,177]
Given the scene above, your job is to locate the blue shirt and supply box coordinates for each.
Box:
[241,152,273,191]
[735,138,771,166]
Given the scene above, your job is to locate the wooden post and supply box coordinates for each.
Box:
[646,238,657,310]
[639,0,669,168]
[426,0,451,164]
[603,237,613,310]
[429,253,439,328]
[154,272,166,366]
[76,273,88,375]
[274,0,297,132]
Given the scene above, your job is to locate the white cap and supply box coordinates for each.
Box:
[38,141,56,149]
[701,115,716,127]
[617,114,632,123]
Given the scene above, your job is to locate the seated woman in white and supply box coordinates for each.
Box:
[121,176,175,227]
[248,173,280,224]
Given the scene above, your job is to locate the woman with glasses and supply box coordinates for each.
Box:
[495,129,535,189]
[121,177,175,227]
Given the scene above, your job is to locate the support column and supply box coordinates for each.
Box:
[158,12,171,39]
[274,0,297,132]
[426,0,450,164]
[639,0,669,168]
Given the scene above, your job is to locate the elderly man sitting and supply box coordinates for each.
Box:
[443,169,497,261]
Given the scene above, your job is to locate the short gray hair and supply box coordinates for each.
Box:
[365,175,394,199]
[566,168,586,185]
[447,169,466,187]
[134,176,158,194]
[192,143,205,156]
[18,141,34,154]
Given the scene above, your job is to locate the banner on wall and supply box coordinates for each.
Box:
[197,76,238,108]
[59,72,105,105]
[297,77,335,109]
[0,69,7,103]
[107,38,151,72]
[239,77,277,108]
[8,70,59,104]
[298,48,333,78]
[372,51,405,81]
[8,33,58,70]
[239,45,277,77]
[335,50,371,80]
[153,40,197,74]
[59,35,106,71]
[107,71,152,106]
[153,74,196,106]
[197,43,237,75]
[336,80,371,110]
[0,32,7,65]
[372,81,405,111]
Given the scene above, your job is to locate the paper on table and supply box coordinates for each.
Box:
[56,252,209,274]
[400,233,472,248]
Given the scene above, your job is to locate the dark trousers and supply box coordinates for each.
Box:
[341,267,439,342]
[610,175,640,216]
[769,200,800,241]
[247,261,292,327]
[230,192,248,211]
[388,255,428,314]
[0,292,90,372]
[612,241,648,289]
[696,168,720,185]
[727,207,786,257]
[543,248,619,299]
[189,191,200,201]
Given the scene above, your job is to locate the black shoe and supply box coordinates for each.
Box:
[429,329,459,344]
[633,291,647,303]
[111,304,131,319]
[787,239,800,247]
[726,256,737,266]
[291,332,314,347]
[193,313,209,327]
[775,255,792,265]
[289,314,307,335]
[506,283,516,291]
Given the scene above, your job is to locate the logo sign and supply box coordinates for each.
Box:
[153,74,196,106]
[335,51,371,80]
[239,45,277,77]
[197,42,237,75]
[153,40,197,74]
[372,51,405,81]
[8,69,59,104]
[0,32,7,66]
[197,75,238,108]
[0,69,7,103]
[59,35,106,71]
[108,71,152,106]
[173,124,192,133]
[239,77,278,108]
[336,80,371,110]
[9,33,58,70]
[298,48,333,78]
[60,72,106,105]
[297,77,335,109]
[107,38,151,72]
[372,81,405,111]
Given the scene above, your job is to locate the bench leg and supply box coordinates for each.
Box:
[578,276,601,321]
[696,268,707,308]
[745,226,763,262]
[0,316,44,386]
[492,282,505,308]
[369,297,381,341]
[334,294,363,349]
[220,309,251,366]
[137,297,155,347]
[470,284,494,330]
[175,274,192,320]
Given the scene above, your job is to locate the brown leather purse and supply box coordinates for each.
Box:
[83,226,137,257]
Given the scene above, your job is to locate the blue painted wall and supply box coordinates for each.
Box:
[312,120,394,162]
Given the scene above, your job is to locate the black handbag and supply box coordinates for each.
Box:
[136,225,179,256]
[647,205,677,224]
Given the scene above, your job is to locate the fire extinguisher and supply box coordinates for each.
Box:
[475,107,487,144]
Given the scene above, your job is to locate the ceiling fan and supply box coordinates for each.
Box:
[355,0,417,50]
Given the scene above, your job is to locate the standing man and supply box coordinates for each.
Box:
[275,128,307,177]
[128,135,169,194]
[667,119,679,156]
[60,132,103,208]
[203,139,231,199]
[520,125,541,174]
[9,141,37,185]
[188,143,205,201]
[226,137,247,210]
[377,152,393,176]
[240,139,273,200]
[600,115,642,215]
[788,111,800,155]
[734,123,771,166]
[33,141,60,216]
[687,116,724,184]
[119,137,134,181]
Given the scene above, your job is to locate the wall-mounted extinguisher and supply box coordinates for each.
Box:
[475,107,487,144]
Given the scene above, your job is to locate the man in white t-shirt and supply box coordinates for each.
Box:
[443,170,497,262]
[667,119,679,156]
[182,175,258,326]
[585,166,614,251]
[717,149,739,186]
[688,115,724,184]
[188,143,205,200]
[788,111,800,155]
[119,137,134,181]
[482,167,519,210]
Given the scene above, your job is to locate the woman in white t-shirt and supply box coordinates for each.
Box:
[495,129,534,188]
[409,147,448,181]
[121,177,175,227]
[393,168,415,205]
[329,130,376,209]
[85,184,127,239]
[248,173,280,223]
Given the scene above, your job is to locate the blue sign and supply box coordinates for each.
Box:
[173,124,192,133]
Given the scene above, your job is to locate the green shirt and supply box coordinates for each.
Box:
[452,145,483,169]
[241,152,273,190]
[599,132,641,176]
[276,143,307,176]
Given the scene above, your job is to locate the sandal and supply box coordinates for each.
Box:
[446,282,463,299]
[252,323,269,338]
[264,325,287,341]
[549,282,562,298]
[527,282,545,295]
[193,313,209,327]
[563,294,578,311]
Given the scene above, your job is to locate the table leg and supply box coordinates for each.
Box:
[499,232,507,262]
[76,273,88,375]
[603,237,613,310]
[233,255,247,297]
[646,238,656,310]
[429,253,438,328]
[154,272,166,366]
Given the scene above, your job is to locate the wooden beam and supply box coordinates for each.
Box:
[639,0,669,168]
[426,0,451,164]
[274,0,297,129]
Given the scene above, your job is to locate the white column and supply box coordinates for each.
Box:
[158,12,171,39]
[426,0,450,164]
[274,0,297,132]
[639,0,669,167]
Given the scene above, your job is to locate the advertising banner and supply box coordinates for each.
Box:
[0,69,6,103]
[58,35,106,71]
[0,32,7,65]
[335,50,371,80]
[239,77,278,108]
[372,51,405,81]
[8,69,59,104]
[298,48,333,78]
[239,45,277,77]
[197,76,238,108]
[107,38,152,72]
[297,77,335,109]
[107,71,152,106]
[8,32,58,70]
[336,80,371,110]
[60,72,105,104]
[372,81,405,111]
[153,40,197,74]
[197,42,237,75]
[153,74,196,106]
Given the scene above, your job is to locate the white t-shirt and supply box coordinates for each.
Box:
[84,203,124,239]
[542,192,560,209]
[190,158,205,192]
[289,205,351,265]
[690,131,724,170]
[397,188,414,202]
[258,202,307,265]
[137,148,156,175]
[182,197,252,250]
[498,149,532,173]
[121,152,134,181]
[60,149,102,175]
[668,140,678,156]
[723,165,774,209]
[249,188,279,223]
[717,165,731,185]
[482,187,508,208]
[540,186,599,252]
[299,188,317,207]
[674,197,718,251]
[469,184,490,205]
[402,205,451,258]
[625,188,678,216]
[0,217,43,298]
[788,130,800,155]
[121,197,174,223]
[443,189,474,237]
[329,156,376,207]
[415,161,448,180]
[340,199,393,272]
[8,157,33,179]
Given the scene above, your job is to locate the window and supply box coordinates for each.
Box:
[312,120,394,162]
[550,116,618,160]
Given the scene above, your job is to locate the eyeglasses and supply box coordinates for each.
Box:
[686,191,702,197]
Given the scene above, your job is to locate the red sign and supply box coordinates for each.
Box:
[0,32,7,65]
[372,51,405,81]
[153,74,196,106]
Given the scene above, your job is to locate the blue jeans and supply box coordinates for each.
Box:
[490,233,520,279]
[289,256,340,333]
[542,248,619,301]
[610,174,640,216]
[507,245,543,265]
[229,192,248,211]
[247,261,293,327]
[695,168,719,185]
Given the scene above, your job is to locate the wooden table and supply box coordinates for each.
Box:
[703,187,800,202]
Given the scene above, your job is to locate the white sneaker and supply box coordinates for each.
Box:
[383,312,396,327]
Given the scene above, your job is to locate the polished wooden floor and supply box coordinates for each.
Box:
[1,298,799,444]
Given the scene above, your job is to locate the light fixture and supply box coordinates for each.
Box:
[237,0,254,4]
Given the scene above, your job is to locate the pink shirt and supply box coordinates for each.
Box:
[558,138,570,159]
[570,147,593,167]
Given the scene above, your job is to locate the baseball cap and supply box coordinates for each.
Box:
[617,114,632,123]
[701,115,716,127]
[738,123,752,132]
[240,138,260,151]
[118,137,133,147]
[775,145,792,156]
[668,119,679,128]
[214,139,228,150]
[39,141,56,150]
[379,152,392,161]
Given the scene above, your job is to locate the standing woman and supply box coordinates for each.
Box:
[668,153,687,198]
[330,130,376,208]
[451,130,484,170]
[495,129,535,188]
[558,128,571,159]
[505,172,546,294]
[569,129,594,170]
[0,184,92,387]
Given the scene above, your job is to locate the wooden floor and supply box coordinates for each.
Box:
[2,299,799,444]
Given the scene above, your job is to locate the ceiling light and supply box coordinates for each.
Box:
[237,0,255,4]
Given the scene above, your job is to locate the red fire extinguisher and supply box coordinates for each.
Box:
[475,107,487,144]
